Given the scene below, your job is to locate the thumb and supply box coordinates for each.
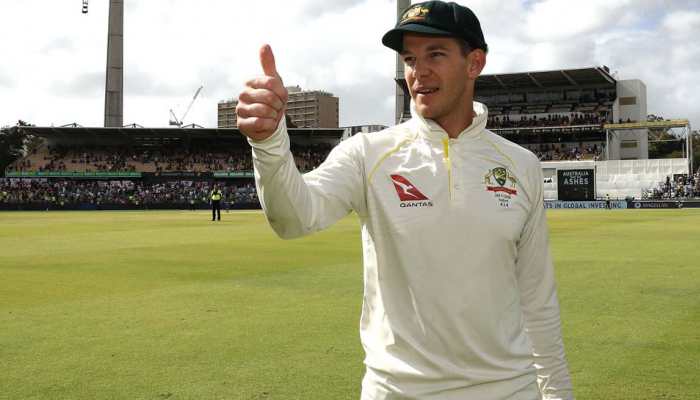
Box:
[259,44,279,78]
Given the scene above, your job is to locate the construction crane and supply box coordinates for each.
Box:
[169,86,204,127]
[82,0,88,14]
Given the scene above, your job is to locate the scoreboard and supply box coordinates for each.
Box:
[557,169,595,201]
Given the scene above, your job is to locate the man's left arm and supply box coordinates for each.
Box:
[515,158,574,400]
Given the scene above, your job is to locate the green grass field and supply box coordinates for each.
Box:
[1,209,699,399]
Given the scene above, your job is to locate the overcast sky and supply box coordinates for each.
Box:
[1,0,699,130]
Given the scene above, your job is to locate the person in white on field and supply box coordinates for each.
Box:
[235,1,574,399]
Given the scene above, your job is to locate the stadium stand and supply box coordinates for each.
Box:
[477,68,614,166]
[1,125,341,210]
[487,113,606,129]
[3,66,695,206]
[521,143,604,162]
[476,66,693,200]
[6,143,332,175]
[0,179,257,210]
[643,171,699,199]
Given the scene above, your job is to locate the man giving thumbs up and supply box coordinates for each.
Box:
[236,2,574,399]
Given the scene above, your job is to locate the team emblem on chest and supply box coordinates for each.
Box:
[484,167,518,208]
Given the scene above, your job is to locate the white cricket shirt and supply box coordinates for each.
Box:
[248,102,574,400]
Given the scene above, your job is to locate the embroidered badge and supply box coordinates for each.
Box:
[400,5,431,25]
[484,167,518,208]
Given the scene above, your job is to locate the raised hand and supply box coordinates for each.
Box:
[236,44,289,141]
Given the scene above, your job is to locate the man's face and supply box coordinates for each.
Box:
[401,33,474,126]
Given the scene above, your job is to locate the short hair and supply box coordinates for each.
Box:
[458,38,472,57]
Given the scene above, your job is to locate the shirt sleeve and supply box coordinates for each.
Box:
[247,118,366,239]
[516,158,575,400]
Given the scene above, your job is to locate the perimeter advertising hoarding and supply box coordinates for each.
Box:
[5,171,141,178]
[545,201,627,209]
[557,169,595,201]
[628,200,700,209]
[213,171,254,178]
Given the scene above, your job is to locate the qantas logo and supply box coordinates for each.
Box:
[390,174,433,208]
[390,175,428,201]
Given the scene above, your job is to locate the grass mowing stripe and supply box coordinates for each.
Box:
[1,209,698,399]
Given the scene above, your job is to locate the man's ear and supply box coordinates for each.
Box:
[467,49,486,80]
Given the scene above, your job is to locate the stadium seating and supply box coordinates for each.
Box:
[487,113,605,129]
[0,179,258,208]
[6,143,331,175]
[523,142,605,162]
[1,136,336,209]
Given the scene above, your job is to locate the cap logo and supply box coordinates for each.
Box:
[400,5,431,25]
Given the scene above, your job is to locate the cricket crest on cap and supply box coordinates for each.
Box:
[400,4,431,25]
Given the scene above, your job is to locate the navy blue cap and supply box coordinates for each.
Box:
[382,1,488,53]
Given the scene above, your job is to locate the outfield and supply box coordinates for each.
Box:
[1,209,698,399]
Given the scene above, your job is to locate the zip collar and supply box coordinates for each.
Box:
[409,101,488,143]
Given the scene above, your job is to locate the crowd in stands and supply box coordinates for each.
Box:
[1,140,337,209]
[524,143,604,162]
[645,173,700,199]
[37,147,134,172]
[0,179,258,208]
[7,143,333,174]
[477,89,615,106]
[487,113,606,129]
[12,159,33,171]
[291,143,333,171]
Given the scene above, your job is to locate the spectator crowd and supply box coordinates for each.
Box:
[7,143,333,175]
[487,113,606,129]
[645,173,700,199]
[524,143,604,161]
[1,141,338,209]
[0,179,258,208]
